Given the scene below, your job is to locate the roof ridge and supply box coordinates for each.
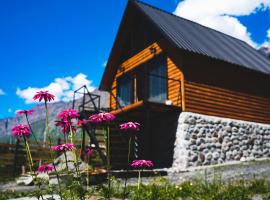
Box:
[133,0,249,46]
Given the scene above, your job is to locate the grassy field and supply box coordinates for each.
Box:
[2,176,270,200]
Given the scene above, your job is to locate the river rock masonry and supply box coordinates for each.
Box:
[171,112,270,172]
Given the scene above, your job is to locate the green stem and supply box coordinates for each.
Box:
[123,136,132,198]
[70,123,74,144]
[69,121,81,185]
[107,126,111,199]
[26,115,40,147]
[69,124,84,200]
[107,126,110,170]
[128,137,131,165]
[44,101,63,200]
[64,150,69,171]
[138,170,141,191]
[86,156,90,191]
[23,135,33,172]
[26,115,42,166]
[23,135,46,200]
[69,124,80,176]
[44,101,49,146]
[65,133,68,144]
[37,181,45,200]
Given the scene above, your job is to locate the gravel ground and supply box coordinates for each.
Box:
[3,159,270,199]
[168,158,270,184]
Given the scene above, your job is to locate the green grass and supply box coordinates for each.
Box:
[2,176,270,200]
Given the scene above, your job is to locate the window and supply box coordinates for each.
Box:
[148,56,168,102]
[134,66,145,102]
[117,73,132,107]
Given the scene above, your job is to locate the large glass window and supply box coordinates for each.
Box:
[148,56,168,102]
[117,73,132,107]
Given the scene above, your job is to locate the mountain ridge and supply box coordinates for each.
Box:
[258,46,270,59]
[0,89,109,143]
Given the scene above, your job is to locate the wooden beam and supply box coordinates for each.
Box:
[180,71,185,111]
[111,100,144,115]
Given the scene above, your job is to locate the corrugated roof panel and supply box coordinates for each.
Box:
[134,1,270,74]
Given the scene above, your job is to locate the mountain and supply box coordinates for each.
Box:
[258,46,270,59]
[0,89,109,143]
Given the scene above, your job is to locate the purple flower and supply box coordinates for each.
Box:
[85,148,93,157]
[17,109,34,116]
[89,112,116,123]
[38,164,54,173]
[12,124,31,138]
[57,109,80,121]
[55,120,76,135]
[51,143,75,151]
[120,122,140,132]
[77,120,89,127]
[130,160,153,169]
[33,91,55,102]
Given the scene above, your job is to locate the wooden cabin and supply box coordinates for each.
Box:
[99,1,270,168]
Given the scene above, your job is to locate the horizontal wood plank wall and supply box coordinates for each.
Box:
[167,57,182,107]
[110,43,162,110]
[185,81,270,124]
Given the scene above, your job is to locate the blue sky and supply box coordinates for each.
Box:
[0,0,269,119]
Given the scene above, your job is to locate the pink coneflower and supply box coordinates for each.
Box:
[17,109,34,116]
[89,112,116,123]
[37,164,54,173]
[120,122,140,132]
[12,124,31,138]
[33,91,55,102]
[57,109,80,121]
[130,160,153,169]
[77,119,89,127]
[51,143,75,151]
[85,148,93,157]
[55,120,76,134]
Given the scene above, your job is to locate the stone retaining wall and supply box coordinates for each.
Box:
[171,112,270,172]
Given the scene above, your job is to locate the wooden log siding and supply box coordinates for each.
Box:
[110,43,163,110]
[167,57,183,107]
[185,81,270,124]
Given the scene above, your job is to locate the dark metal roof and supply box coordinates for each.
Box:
[134,1,270,75]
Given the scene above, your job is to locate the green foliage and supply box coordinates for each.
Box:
[93,176,124,199]
[122,176,270,200]
[3,176,270,199]
[127,177,181,200]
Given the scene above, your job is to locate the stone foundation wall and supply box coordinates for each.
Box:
[171,112,270,172]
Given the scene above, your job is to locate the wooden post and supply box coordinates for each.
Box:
[180,71,185,111]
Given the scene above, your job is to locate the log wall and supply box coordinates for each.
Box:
[110,43,163,110]
[109,41,270,124]
[167,58,183,107]
[110,42,184,110]
[185,81,270,124]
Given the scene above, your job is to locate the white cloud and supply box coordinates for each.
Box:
[0,89,5,95]
[267,28,270,39]
[8,108,12,113]
[261,28,270,47]
[174,0,270,47]
[16,73,96,104]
